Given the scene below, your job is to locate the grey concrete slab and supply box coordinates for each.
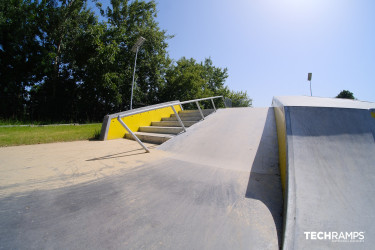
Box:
[160,108,283,245]
[125,132,175,144]
[0,108,283,249]
[160,108,280,174]
[161,116,202,121]
[274,96,375,109]
[151,121,197,127]
[273,96,375,249]
[139,126,184,134]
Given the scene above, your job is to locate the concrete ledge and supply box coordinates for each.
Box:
[139,126,184,134]
[272,97,295,250]
[125,132,174,144]
[151,121,197,127]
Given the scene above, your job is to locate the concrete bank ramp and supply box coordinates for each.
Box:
[273,96,375,250]
[159,107,284,247]
[0,108,283,249]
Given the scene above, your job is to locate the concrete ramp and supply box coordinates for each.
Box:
[273,96,375,249]
[0,108,283,249]
[160,107,284,247]
[160,108,279,173]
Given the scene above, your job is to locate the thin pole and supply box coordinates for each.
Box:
[117,116,150,153]
[309,80,312,96]
[196,101,205,120]
[130,47,139,110]
[171,106,186,132]
[211,98,216,111]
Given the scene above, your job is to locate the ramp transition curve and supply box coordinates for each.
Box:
[273,96,375,249]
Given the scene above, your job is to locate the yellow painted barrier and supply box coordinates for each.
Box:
[371,111,375,119]
[106,105,182,140]
[273,106,287,196]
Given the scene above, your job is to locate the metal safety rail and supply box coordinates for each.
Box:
[117,96,225,153]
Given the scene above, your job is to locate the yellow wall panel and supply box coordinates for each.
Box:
[273,106,287,196]
[107,105,182,140]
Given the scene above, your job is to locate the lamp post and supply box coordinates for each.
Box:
[130,36,146,110]
[307,72,312,96]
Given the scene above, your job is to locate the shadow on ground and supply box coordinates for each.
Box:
[245,108,284,248]
[86,145,156,161]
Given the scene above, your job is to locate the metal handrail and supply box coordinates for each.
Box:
[117,96,225,152]
[115,101,181,119]
[179,96,224,105]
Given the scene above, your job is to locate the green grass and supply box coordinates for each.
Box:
[0,119,44,126]
[0,124,102,147]
[0,119,99,125]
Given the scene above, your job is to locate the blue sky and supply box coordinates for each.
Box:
[155,0,375,106]
[96,0,375,106]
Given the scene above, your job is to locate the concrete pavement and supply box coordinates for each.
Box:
[0,107,283,249]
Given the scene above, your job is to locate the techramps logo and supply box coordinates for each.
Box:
[304,231,365,243]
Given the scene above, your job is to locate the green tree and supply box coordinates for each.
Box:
[30,0,98,121]
[201,57,228,93]
[220,89,252,107]
[162,57,251,108]
[162,57,228,101]
[1,0,251,122]
[75,0,172,120]
[336,90,355,100]
[162,57,208,102]
[101,0,171,108]
[0,0,44,119]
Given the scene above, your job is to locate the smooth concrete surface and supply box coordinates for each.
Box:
[125,132,175,144]
[151,121,197,127]
[274,96,375,109]
[161,116,202,121]
[139,126,184,134]
[160,107,284,245]
[0,108,283,249]
[273,96,375,249]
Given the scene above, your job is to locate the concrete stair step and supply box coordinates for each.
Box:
[139,126,184,135]
[161,116,202,121]
[151,121,197,127]
[179,109,215,114]
[171,110,214,118]
[125,132,174,144]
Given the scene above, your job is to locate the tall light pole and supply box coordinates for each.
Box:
[307,72,312,96]
[130,36,146,110]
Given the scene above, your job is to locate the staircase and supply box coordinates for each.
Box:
[125,109,215,144]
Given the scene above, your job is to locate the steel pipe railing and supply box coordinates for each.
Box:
[117,96,226,152]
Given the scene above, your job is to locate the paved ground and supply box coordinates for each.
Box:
[0,108,283,249]
[281,105,375,249]
[0,140,163,198]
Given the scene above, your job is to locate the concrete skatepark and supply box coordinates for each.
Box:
[0,96,374,249]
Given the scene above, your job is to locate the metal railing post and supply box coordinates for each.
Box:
[222,97,227,108]
[211,98,216,111]
[195,101,205,119]
[117,116,150,153]
[171,105,186,132]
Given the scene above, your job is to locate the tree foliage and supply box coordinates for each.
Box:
[221,89,252,107]
[161,57,252,108]
[0,0,251,122]
[336,90,355,100]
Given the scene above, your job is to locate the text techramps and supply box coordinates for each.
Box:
[273,96,375,250]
